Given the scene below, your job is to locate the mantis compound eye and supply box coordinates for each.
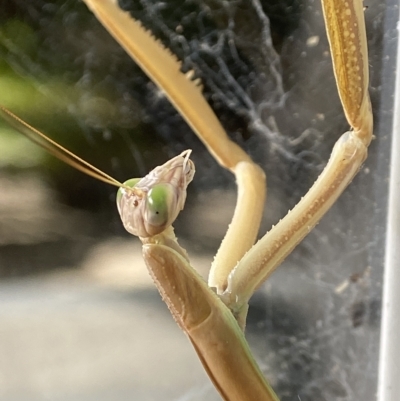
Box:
[116,178,141,204]
[145,183,174,230]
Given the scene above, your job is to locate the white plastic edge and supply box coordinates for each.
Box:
[377,14,400,401]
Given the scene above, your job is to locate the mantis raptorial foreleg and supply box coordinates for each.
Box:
[221,0,373,323]
[82,0,372,325]
[82,0,266,295]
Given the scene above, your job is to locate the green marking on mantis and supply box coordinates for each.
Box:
[116,178,141,204]
[146,183,174,227]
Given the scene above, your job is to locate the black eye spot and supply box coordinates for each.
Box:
[156,211,159,214]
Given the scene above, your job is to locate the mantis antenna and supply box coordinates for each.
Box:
[0,104,194,238]
[0,105,131,190]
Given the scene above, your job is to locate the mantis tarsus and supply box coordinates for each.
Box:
[0,1,372,400]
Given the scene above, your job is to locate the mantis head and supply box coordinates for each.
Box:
[116,150,195,238]
[0,106,196,240]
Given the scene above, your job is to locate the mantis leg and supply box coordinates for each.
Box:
[223,0,373,324]
[82,0,266,294]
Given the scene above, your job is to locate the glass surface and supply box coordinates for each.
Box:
[0,1,396,400]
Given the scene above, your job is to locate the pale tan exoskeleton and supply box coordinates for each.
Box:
[0,1,372,400]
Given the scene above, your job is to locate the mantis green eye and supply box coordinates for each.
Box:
[145,183,174,228]
[116,178,141,204]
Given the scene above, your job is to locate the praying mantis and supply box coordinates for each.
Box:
[0,0,374,400]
